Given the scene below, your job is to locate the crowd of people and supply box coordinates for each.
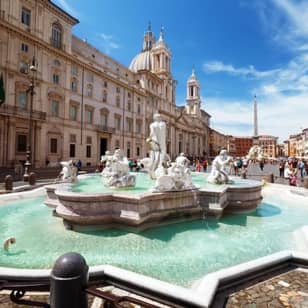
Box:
[89,153,308,188]
[279,158,308,186]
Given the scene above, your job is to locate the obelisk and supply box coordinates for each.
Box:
[253,95,259,145]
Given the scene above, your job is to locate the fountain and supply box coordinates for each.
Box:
[100,149,136,188]
[247,145,267,161]
[44,114,262,230]
[207,149,233,184]
[57,160,78,182]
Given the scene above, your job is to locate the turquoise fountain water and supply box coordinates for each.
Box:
[0,179,307,286]
[71,172,259,194]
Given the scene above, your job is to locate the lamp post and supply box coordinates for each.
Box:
[23,56,38,181]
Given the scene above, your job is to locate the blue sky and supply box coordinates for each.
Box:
[53,0,308,141]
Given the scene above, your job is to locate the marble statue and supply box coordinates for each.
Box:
[101,149,136,188]
[58,160,77,182]
[247,145,265,161]
[153,153,195,192]
[208,149,233,184]
[146,113,170,179]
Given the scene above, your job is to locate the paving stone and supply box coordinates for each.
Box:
[226,268,308,307]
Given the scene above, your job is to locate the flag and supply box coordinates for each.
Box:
[0,73,5,105]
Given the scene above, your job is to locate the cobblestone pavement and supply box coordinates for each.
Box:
[226,268,308,307]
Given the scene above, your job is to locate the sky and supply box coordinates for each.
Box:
[53,0,308,142]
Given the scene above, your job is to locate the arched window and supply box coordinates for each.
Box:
[87,84,93,97]
[102,90,107,102]
[71,78,78,92]
[51,23,62,49]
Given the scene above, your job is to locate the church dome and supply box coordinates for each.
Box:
[129,50,152,72]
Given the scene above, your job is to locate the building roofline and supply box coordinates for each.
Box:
[49,0,79,25]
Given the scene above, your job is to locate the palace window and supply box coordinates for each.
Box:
[21,43,29,53]
[51,100,59,117]
[50,138,58,154]
[16,134,27,152]
[137,104,141,114]
[19,61,29,74]
[115,115,121,131]
[71,66,78,76]
[103,81,108,88]
[102,90,107,102]
[17,92,27,109]
[69,144,75,158]
[136,121,142,134]
[87,73,94,82]
[52,74,60,85]
[53,59,61,66]
[70,134,76,143]
[101,113,108,127]
[86,136,92,144]
[21,7,31,26]
[69,105,78,121]
[71,78,78,92]
[51,23,62,49]
[137,146,140,156]
[127,142,131,158]
[126,118,133,133]
[127,100,131,111]
[85,109,93,124]
[86,145,91,158]
[86,137,92,158]
[116,86,121,93]
[116,96,120,108]
[87,84,93,97]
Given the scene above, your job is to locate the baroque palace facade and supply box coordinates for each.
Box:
[0,0,211,168]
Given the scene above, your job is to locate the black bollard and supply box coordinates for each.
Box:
[50,252,89,308]
[4,175,13,191]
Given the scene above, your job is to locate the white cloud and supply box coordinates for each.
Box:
[203,92,308,142]
[99,33,120,53]
[203,61,280,79]
[201,1,308,142]
[272,0,308,38]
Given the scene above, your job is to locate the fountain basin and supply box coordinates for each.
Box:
[44,173,262,230]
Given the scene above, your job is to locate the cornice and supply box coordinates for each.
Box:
[0,19,146,96]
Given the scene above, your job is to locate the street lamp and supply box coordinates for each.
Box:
[23,56,38,181]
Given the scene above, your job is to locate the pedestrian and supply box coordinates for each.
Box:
[279,160,285,177]
[195,159,201,172]
[128,159,134,172]
[259,160,264,172]
[242,157,248,170]
[202,159,208,172]
[233,160,238,175]
[299,159,305,181]
[289,166,297,186]
[76,159,82,171]
[237,158,243,174]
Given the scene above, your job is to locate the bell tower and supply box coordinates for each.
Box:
[151,27,171,75]
[142,21,155,51]
[186,68,201,116]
